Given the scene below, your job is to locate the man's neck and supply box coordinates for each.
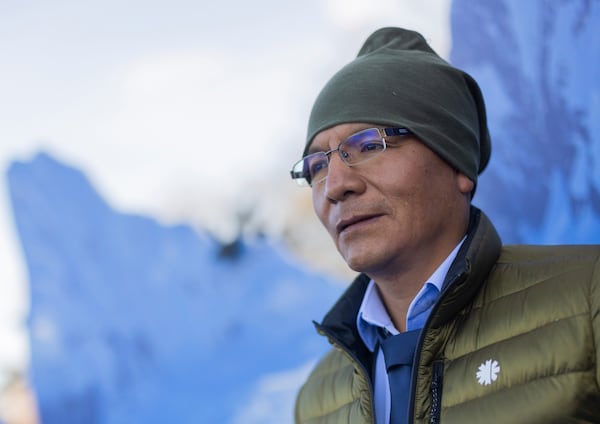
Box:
[370,237,466,332]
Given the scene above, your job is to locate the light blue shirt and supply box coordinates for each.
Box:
[356,239,465,424]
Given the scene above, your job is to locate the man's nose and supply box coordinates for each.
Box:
[323,153,362,201]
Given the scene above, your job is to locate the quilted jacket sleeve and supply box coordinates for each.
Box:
[592,249,600,387]
[295,348,373,424]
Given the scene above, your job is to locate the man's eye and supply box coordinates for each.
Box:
[309,159,328,176]
[359,140,384,153]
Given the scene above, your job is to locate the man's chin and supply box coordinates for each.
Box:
[338,247,380,274]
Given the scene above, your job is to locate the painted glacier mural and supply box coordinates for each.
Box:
[452,0,600,243]
[8,153,344,423]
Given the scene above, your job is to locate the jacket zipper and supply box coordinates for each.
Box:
[430,360,444,424]
[407,270,467,423]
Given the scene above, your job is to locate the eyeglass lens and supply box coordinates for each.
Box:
[300,128,386,186]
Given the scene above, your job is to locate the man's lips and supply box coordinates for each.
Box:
[335,214,383,235]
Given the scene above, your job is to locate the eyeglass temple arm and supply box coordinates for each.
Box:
[383,127,411,136]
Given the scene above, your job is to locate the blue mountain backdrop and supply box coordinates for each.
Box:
[7,152,344,423]
[6,0,600,423]
[452,0,600,243]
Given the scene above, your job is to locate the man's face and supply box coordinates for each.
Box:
[310,122,474,279]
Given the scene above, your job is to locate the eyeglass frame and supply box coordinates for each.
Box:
[290,127,412,187]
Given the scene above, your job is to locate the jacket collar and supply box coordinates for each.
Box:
[315,272,373,367]
[429,207,502,327]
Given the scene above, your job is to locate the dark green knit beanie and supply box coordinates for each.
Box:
[305,27,491,183]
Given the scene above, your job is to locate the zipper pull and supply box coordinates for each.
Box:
[430,360,444,424]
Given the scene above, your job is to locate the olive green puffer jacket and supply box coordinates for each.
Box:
[295,209,600,423]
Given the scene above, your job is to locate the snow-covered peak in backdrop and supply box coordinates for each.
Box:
[7,152,344,423]
[451,0,600,243]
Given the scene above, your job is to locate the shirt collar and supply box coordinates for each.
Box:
[357,237,466,351]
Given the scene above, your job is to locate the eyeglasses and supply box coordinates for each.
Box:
[290,127,412,187]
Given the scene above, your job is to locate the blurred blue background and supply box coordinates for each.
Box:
[0,0,598,422]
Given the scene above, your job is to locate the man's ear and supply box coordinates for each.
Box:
[456,172,475,196]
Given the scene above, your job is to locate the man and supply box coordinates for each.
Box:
[290,27,600,424]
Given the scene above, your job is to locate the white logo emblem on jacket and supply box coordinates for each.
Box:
[476,359,500,385]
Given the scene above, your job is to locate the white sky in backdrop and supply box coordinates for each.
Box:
[0,0,451,385]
